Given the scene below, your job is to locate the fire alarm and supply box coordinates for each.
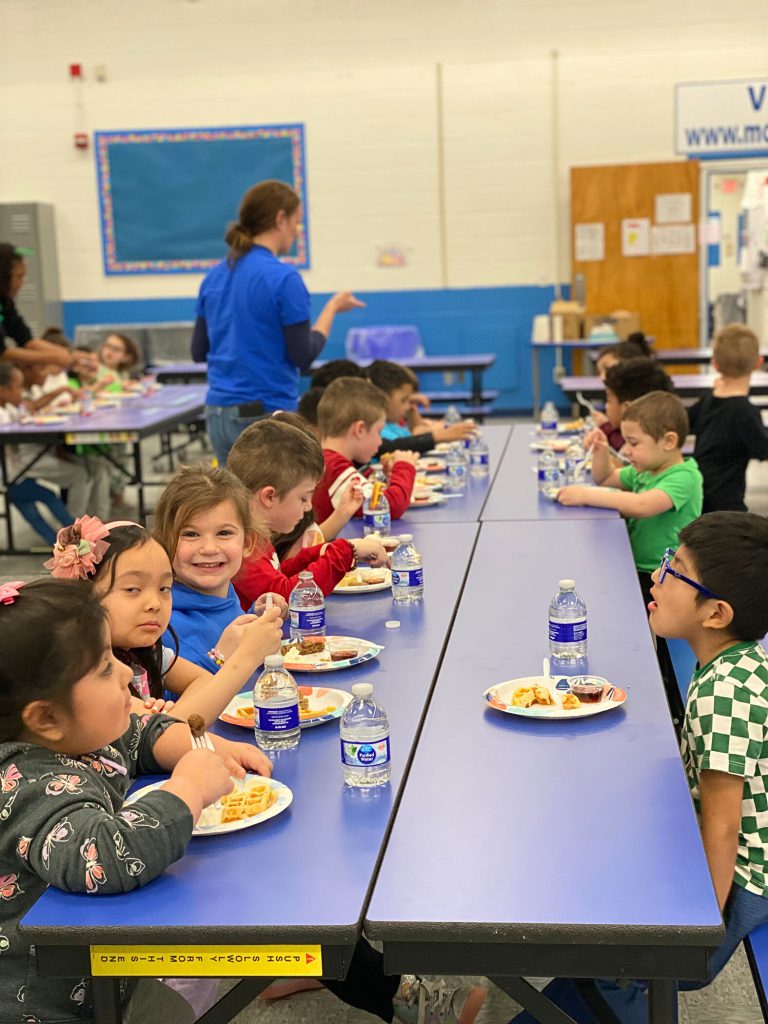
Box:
[74,132,89,150]
[69,63,83,79]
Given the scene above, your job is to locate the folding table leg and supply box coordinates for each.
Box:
[488,977,581,1024]
[648,979,678,1024]
[92,977,123,1024]
[132,442,145,524]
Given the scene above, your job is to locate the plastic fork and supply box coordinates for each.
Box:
[190,722,222,810]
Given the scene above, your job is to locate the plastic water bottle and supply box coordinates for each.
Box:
[469,436,490,477]
[445,443,468,491]
[548,579,588,661]
[340,682,391,787]
[80,388,94,417]
[537,449,560,495]
[363,486,391,536]
[252,654,300,751]
[391,534,424,602]
[444,405,462,426]
[540,401,559,439]
[563,439,586,485]
[288,571,325,641]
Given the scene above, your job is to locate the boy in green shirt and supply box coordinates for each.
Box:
[558,389,703,602]
[648,511,768,986]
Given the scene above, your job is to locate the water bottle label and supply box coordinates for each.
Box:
[462,437,474,449]
[392,568,424,588]
[364,511,391,531]
[255,702,299,732]
[538,468,559,483]
[448,464,466,478]
[548,618,587,644]
[290,607,326,631]
[541,418,558,431]
[340,735,390,768]
[471,452,489,465]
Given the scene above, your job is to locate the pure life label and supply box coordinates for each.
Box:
[549,618,587,644]
[675,78,768,155]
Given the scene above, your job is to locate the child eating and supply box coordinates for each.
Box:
[46,517,283,725]
[228,417,388,608]
[153,464,288,671]
[313,376,419,522]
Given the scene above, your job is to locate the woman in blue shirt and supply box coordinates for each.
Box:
[192,181,364,464]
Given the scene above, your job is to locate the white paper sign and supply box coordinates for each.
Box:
[676,79,768,155]
[574,223,605,261]
[655,193,692,224]
[621,218,651,257]
[651,224,696,255]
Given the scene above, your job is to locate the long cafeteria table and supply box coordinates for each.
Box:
[560,371,768,402]
[366,518,723,1024]
[151,353,497,407]
[20,522,479,1024]
[481,424,618,522]
[0,385,206,553]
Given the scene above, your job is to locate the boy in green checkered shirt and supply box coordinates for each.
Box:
[648,510,768,986]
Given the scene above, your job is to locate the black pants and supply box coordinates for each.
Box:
[638,571,685,727]
[324,940,399,1022]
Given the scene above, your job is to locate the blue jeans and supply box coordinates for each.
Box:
[509,884,768,1022]
[9,478,73,545]
[205,405,270,466]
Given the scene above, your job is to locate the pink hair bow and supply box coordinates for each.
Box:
[44,515,111,580]
[0,580,24,605]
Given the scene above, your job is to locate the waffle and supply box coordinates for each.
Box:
[220,781,275,822]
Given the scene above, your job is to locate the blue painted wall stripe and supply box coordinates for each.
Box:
[62,285,576,413]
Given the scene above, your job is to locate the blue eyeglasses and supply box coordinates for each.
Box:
[658,548,723,601]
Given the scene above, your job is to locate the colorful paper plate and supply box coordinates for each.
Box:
[220,687,352,729]
[280,636,383,672]
[125,774,292,836]
[483,675,626,720]
[332,567,392,594]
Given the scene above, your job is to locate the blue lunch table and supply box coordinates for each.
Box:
[20,522,478,1024]
[366,518,723,1024]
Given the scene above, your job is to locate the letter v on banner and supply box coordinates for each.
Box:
[748,85,766,111]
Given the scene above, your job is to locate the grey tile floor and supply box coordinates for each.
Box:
[3,425,768,1023]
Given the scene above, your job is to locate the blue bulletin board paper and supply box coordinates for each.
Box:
[95,124,309,275]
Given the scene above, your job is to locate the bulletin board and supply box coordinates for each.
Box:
[571,160,700,357]
[95,124,309,275]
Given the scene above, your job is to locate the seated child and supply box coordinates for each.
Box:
[153,463,289,671]
[648,512,768,987]
[594,333,654,381]
[688,324,768,513]
[366,359,476,452]
[314,376,419,522]
[228,418,388,608]
[586,357,674,452]
[46,516,284,725]
[309,358,367,389]
[0,576,272,1024]
[97,331,142,388]
[558,390,702,599]
[0,362,91,542]
[296,386,323,437]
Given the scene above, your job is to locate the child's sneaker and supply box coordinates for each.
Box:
[393,975,486,1024]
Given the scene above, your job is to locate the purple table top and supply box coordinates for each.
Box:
[561,372,768,399]
[21,523,478,945]
[0,385,206,442]
[366,518,722,947]
[481,425,618,522]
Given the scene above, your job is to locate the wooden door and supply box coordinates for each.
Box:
[571,161,700,363]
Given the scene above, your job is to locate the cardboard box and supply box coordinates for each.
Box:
[584,311,641,341]
[549,300,585,341]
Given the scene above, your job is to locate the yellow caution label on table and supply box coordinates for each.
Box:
[90,943,323,977]
[65,431,139,444]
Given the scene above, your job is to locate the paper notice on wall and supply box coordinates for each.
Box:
[621,218,651,257]
[574,222,605,261]
[651,224,696,255]
[655,193,693,224]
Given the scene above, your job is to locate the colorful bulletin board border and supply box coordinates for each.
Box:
[95,124,308,275]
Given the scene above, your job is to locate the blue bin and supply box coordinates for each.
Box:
[345,326,424,361]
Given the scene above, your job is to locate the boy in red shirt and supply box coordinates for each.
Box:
[313,376,419,523]
[228,418,387,609]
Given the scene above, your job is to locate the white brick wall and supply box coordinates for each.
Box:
[1,0,763,300]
